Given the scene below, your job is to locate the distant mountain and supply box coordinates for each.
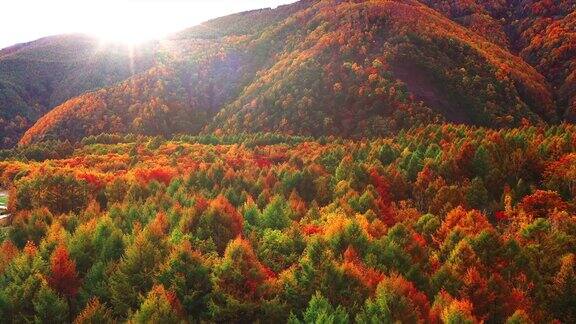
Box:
[9,0,576,145]
[0,34,155,147]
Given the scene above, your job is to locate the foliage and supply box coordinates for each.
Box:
[0,127,574,321]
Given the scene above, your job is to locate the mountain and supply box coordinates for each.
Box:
[421,0,576,120]
[206,0,556,136]
[0,34,156,147]
[10,0,576,145]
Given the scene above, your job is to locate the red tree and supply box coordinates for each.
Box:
[48,245,80,298]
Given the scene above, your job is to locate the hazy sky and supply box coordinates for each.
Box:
[0,0,296,48]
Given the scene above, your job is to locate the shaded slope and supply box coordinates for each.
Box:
[421,0,576,119]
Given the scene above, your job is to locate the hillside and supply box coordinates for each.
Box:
[19,0,566,144]
[0,34,155,148]
[207,0,556,136]
[18,38,260,144]
[421,0,576,119]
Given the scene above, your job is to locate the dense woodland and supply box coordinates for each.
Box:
[0,125,574,322]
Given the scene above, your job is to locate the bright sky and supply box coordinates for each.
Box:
[0,0,296,48]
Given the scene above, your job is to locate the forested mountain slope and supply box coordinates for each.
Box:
[0,35,155,147]
[20,0,566,144]
[422,0,576,119]
[207,0,556,136]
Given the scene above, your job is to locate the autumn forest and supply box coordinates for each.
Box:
[0,0,575,323]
